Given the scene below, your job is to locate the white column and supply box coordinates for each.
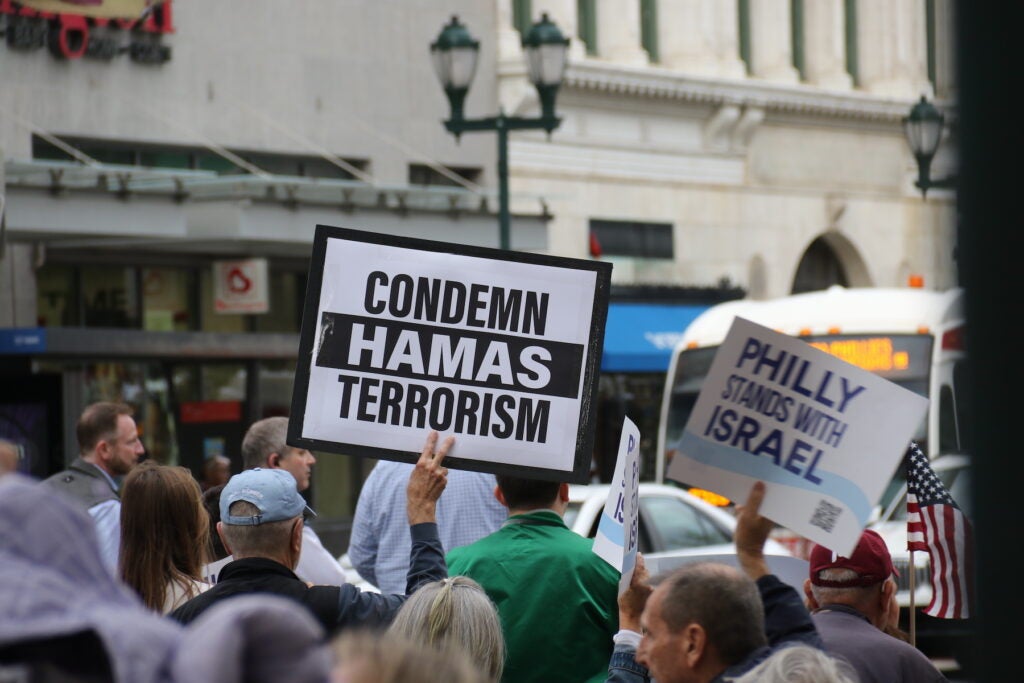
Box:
[595,0,649,66]
[802,0,853,89]
[657,0,713,74]
[495,0,524,63]
[496,0,533,118]
[748,0,800,82]
[855,0,930,97]
[658,0,744,78]
[534,0,587,61]
[710,0,748,79]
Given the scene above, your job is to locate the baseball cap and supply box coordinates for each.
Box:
[220,468,317,526]
[808,529,898,587]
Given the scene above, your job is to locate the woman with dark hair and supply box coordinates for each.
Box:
[119,461,211,613]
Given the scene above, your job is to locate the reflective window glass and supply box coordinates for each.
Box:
[36,264,79,326]
[82,266,139,328]
[200,269,246,332]
[253,271,303,333]
[256,360,297,418]
[641,495,731,550]
[142,267,194,331]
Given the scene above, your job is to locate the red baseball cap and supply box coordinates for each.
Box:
[809,529,898,587]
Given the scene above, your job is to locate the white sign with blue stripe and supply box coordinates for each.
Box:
[592,416,641,594]
[666,317,928,557]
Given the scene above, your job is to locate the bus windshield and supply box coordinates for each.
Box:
[663,333,934,458]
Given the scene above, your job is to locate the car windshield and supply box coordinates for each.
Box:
[564,490,735,557]
[640,495,732,549]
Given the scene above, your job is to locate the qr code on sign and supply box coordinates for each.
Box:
[810,499,842,533]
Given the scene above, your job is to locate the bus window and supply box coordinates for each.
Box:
[663,347,716,460]
[663,335,933,462]
[952,359,973,453]
[939,385,958,453]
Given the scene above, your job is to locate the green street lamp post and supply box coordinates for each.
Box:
[431,14,570,250]
[903,96,956,198]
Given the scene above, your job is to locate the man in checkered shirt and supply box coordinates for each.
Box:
[347,460,506,593]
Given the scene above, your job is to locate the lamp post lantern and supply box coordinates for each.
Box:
[903,96,956,198]
[431,14,569,250]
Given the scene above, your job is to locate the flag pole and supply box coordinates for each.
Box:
[908,550,917,647]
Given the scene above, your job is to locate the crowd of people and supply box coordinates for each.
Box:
[0,401,950,682]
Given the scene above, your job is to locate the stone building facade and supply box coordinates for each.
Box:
[498,0,958,298]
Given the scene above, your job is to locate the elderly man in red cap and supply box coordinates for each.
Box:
[804,529,948,683]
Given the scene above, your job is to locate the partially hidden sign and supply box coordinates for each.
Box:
[666,317,928,556]
[592,416,641,594]
[289,225,612,484]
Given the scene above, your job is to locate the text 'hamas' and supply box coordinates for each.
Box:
[314,272,586,444]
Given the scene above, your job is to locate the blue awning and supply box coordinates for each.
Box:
[601,303,709,372]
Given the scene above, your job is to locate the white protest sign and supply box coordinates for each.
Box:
[666,317,928,556]
[592,417,641,594]
[289,225,611,483]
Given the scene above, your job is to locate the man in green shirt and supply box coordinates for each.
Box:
[446,475,619,683]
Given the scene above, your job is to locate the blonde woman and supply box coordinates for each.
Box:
[387,576,505,682]
[333,630,487,683]
[119,461,211,612]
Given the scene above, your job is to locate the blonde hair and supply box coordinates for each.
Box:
[387,576,505,681]
[332,630,488,683]
[728,645,859,683]
[119,461,209,611]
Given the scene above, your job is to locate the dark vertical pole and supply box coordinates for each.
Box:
[497,115,511,250]
[956,2,1023,681]
[245,359,260,426]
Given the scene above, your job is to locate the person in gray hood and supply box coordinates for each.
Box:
[0,472,331,683]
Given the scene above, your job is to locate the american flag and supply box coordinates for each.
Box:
[905,442,974,619]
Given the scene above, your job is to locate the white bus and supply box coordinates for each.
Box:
[655,285,970,485]
[655,285,972,660]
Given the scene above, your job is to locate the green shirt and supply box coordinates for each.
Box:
[447,510,619,683]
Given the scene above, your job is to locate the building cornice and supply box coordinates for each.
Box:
[2,159,550,219]
[559,61,954,123]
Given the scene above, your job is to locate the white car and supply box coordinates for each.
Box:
[566,482,799,584]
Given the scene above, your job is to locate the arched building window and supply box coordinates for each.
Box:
[791,236,849,293]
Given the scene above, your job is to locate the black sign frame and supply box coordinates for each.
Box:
[288,225,612,484]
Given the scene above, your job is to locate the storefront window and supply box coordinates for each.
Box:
[169,362,246,479]
[253,271,304,333]
[174,362,249,403]
[142,267,195,331]
[172,365,201,404]
[199,269,247,333]
[78,361,178,464]
[256,360,297,417]
[36,264,79,326]
[203,364,247,402]
[82,266,139,328]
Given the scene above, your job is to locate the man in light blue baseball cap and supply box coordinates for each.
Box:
[219,468,317,526]
[171,431,454,636]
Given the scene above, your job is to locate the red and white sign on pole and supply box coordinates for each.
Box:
[213,259,269,314]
